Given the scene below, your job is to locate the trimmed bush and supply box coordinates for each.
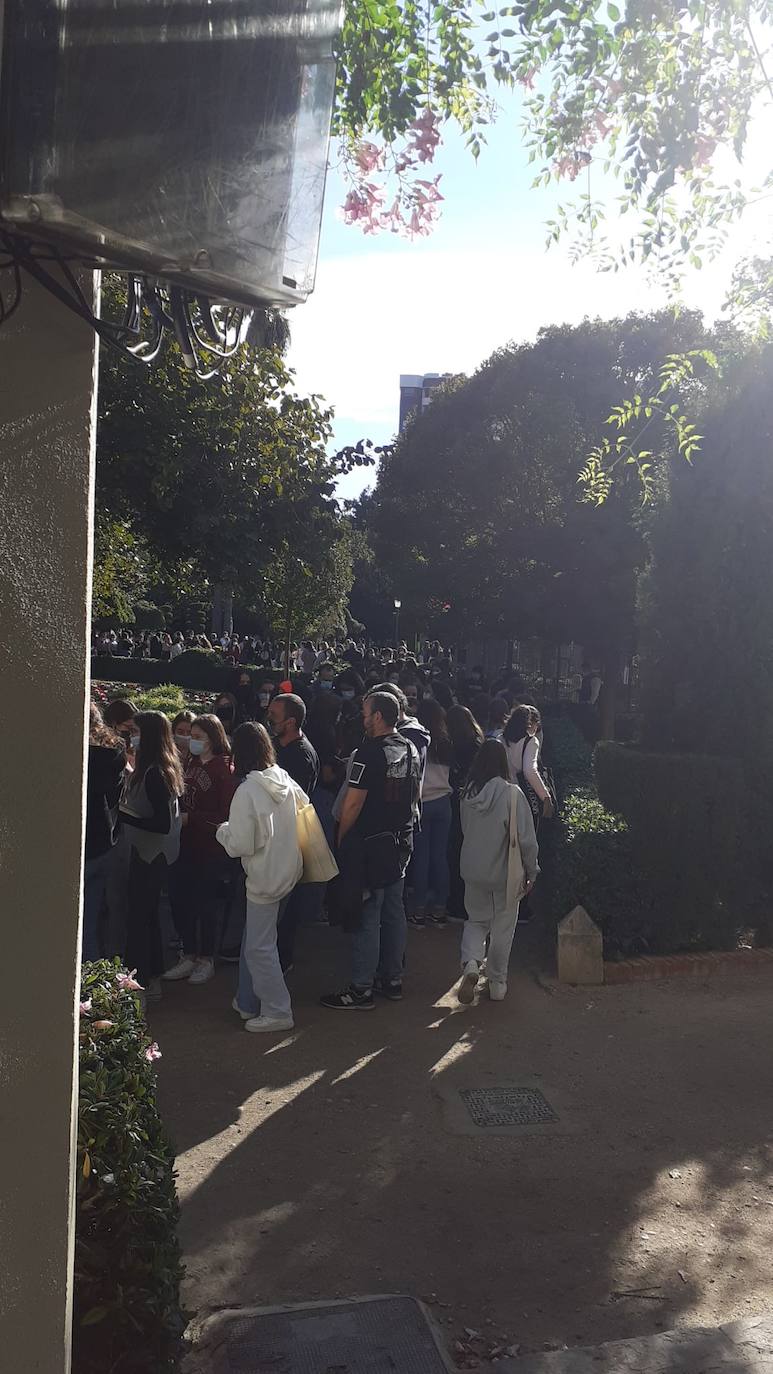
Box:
[92,653,294,694]
[74,961,183,1373]
[595,743,773,952]
[132,684,190,717]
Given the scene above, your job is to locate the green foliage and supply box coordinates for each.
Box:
[360,313,714,646]
[335,2,770,308]
[166,648,221,690]
[260,515,366,646]
[637,345,773,768]
[595,743,773,951]
[92,516,157,624]
[542,715,653,956]
[74,961,183,1373]
[132,684,190,718]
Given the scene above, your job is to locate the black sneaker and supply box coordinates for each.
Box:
[320,985,376,1011]
[407,913,426,928]
[373,977,403,1001]
[426,912,448,928]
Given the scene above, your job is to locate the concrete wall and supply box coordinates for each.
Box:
[0,267,99,1371]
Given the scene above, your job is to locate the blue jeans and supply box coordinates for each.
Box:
[83,851,112,961]
[350,878,406,990]
[410,794,452,912]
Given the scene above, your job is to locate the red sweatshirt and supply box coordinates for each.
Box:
[180,754,237,863]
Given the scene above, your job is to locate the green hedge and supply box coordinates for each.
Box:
[594,743,773,952]
[92,652,291,693]
[74,961,183,1372]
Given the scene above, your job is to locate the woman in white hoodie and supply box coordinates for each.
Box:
[457,739,539,1004]
[216,722,308,1034]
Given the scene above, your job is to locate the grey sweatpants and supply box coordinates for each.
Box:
[460,883,520,984]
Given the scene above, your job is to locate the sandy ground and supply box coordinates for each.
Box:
[152,922,773,1359]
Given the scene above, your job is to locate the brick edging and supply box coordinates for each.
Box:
[604,947,773,984]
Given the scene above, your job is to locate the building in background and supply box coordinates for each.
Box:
[399,372,452,431]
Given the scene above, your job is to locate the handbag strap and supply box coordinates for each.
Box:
[509,783,518,849]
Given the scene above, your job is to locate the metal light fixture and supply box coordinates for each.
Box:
[393,598,402,647]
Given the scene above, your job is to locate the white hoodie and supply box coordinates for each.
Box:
[216,765,308,905]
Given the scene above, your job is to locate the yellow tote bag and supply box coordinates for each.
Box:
[296,802,339,884]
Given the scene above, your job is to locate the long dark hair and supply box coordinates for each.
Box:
[232,722,276,778]
[418,698,453,765]
[465,738,509,797]
[128,710,184,797]
[447,704,484,751]
[503,704,541,746]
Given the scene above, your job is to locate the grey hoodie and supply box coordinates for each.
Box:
[460,777,539,890]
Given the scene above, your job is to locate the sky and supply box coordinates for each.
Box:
[288,89,771,500]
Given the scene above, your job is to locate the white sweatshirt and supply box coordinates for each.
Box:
[216,765,308,905]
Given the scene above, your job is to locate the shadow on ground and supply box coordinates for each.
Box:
[151,919,773,1360]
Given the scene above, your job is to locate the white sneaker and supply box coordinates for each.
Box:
[245,1014,294,1034]
[457,960,479,1005]
[162,955,196,981]
[488,980,507,1001]
[188,957,215,985]
[231,996,254,1021]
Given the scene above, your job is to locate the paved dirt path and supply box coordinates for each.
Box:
[152,923,773,1358]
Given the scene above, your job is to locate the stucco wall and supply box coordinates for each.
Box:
[0,267,99,1372]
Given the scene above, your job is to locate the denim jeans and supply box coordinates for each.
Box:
[410,794,452,912]
[350,878,406,989]
[82,850,112,961]
[237,898,291,1019]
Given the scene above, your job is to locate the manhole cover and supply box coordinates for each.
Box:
[459,1086,558,1128]
[218,1295,449,1372]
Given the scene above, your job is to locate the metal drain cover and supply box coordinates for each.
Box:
[214,1295,450,1372]
[459,1086,558,1128]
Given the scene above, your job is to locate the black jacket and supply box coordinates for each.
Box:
[85,744,126,860]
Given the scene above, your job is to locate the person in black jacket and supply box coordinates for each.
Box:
[83,704,127,961]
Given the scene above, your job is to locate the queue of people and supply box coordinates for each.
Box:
[85,658,555,1032]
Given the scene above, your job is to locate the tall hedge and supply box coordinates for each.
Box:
[92,651,290,693]
[74,961,183,1372]
[595,743,773,951]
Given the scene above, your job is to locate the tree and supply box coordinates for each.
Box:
[260,513,366,671]
[638,342,773,767]
[91,516,157,624]
[336,0,772,309]
[360,311,723,727]
[96,318,360,634]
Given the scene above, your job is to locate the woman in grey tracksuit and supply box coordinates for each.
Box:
[457,739,539,1003]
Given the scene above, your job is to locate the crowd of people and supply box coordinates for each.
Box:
[85,650,557,1033]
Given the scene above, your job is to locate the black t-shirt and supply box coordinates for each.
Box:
[349,731,420,849]
[276,734,319,795]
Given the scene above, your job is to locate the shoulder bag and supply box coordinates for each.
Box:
[506,785,526,910]
[296,802,339,884]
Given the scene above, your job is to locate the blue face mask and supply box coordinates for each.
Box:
[341,689,355,701]
[188,738,206,756]
[319,680,333,690]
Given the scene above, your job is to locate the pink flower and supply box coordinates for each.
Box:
[406,108,441,164]
[692,135,716,167]
[79,998,92,1015]
[145,1042,162,1063]
[116,970,144,992]
[352,140,384,175]
[519,67,537,90]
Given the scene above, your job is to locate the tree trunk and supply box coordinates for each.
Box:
[598,655,620,740]
[284,611,292,679]
[211,584,233,640]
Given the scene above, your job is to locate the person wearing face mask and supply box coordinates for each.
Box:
[313,663,336,697]
[213,691,239,737]
[103,698,138,759]
[171,710,195,758]
[231,669,256,724]
[164,714,237,985]
[255,677,275,725]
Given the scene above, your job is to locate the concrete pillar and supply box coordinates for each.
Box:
[0,266,99,1372]
[557,905,604,985]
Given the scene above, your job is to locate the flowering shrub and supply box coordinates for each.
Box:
[74,960,183,1373]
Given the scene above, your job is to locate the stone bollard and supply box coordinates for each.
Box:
[557,905,604,985]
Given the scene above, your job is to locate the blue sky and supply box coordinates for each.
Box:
[289,89,770,499]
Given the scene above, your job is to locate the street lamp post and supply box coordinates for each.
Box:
[393,598,401,649]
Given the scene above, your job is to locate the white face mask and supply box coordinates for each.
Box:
[341,688,355,701]
[188,738,206,756]
[258,692,271,707]
[174,734,190,753]
[129,733,140,753]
